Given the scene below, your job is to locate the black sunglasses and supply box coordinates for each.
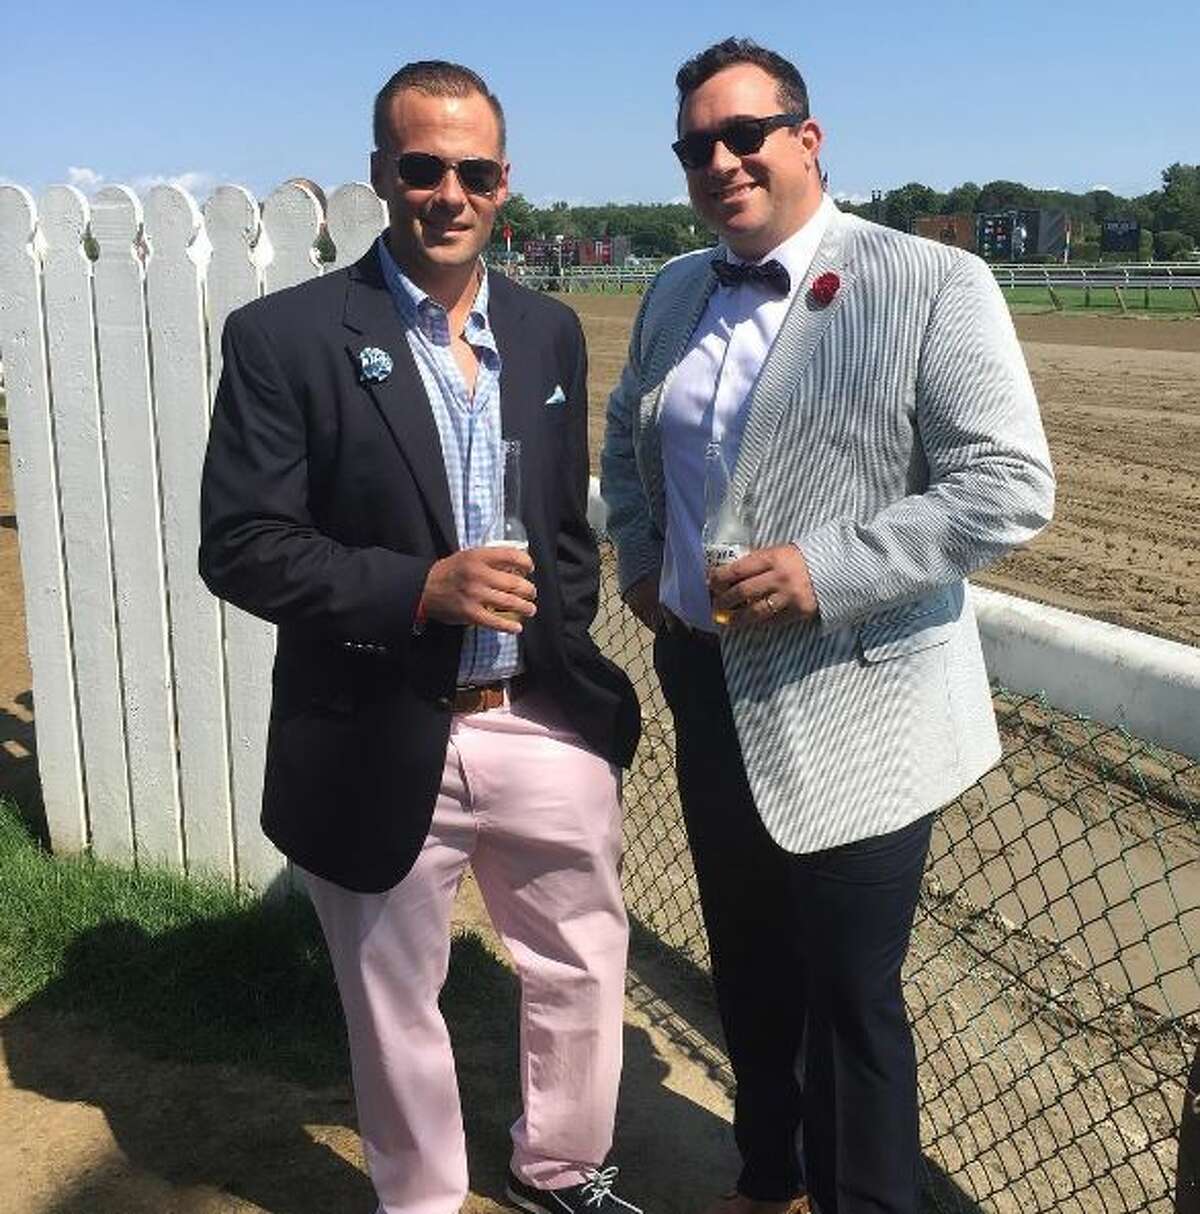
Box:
[672,112,804,171]
[394,151,504,196]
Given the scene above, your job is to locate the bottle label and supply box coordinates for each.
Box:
[704,542,747,569]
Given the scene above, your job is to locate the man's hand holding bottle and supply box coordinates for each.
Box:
[419,547,537,634]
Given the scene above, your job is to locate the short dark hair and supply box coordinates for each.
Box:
[373,60,506,153]
[675,38,809,128]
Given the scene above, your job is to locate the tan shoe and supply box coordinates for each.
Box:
[701,1192,811,1214]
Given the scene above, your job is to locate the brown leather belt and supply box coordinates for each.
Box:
[451,677,525,715]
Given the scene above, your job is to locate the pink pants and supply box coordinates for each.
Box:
[302,690,628,1214]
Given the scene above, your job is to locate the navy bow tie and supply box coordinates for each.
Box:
[711,256,791,296]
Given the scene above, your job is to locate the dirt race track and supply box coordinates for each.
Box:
[567,299,1200,647]
[0,305,1198,1214]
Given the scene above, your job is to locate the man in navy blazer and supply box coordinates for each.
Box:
[201,59,641,1214]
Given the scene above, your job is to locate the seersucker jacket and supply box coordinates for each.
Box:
[601,205,1055,853]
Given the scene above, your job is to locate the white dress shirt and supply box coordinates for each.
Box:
[660,193,836,631]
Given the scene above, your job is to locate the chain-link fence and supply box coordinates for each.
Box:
[591,544,1198,1214]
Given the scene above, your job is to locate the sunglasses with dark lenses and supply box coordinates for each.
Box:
[672,112,804,171]
[394,151,504,195]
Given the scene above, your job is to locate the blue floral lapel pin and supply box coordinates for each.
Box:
[358,346,393,384]
[545,384,567,405]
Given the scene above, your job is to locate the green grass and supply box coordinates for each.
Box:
[0,798,350,1085]
[0,798,518,1090]
[1002,284,1200,315]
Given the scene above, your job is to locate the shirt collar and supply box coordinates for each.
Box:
[376,235,491,338]
[724,193,837,298]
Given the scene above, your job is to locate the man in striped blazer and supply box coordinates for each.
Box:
[601,38,1054,1214]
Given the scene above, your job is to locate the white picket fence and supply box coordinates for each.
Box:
[0,179,388,890]
[4,178,1199,896]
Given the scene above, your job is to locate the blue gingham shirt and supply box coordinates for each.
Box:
[377,237,521,685]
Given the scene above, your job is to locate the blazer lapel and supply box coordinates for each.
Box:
[730,209,855,511]
[484,272,536,448]
[342,246,457,552]
[641,262,719,528]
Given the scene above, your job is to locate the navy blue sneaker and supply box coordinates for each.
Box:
[506,1166,644,1214]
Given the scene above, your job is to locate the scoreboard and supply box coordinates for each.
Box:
[978,213,1015,260]
[977,209,1069,260]
[1101,219,1141,254]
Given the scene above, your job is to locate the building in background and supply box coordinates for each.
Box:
[913,213,977,251]
[976,209,1069,260]
[519,235,632,267]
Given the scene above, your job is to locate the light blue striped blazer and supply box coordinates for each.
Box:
[601,207,1055,853]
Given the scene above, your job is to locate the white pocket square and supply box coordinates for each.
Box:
[545,384,567,405]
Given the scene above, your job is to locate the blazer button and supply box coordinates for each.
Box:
[436,695,452,711]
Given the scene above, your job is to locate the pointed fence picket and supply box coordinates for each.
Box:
[202,184,275,887]
[225,177,330,890]
[0,186,86,849]
[40,185,131,857]
[261,179,324,293]
[327,183,387,271]
[0,178,390,889]
[90,185,183,866]
[144,184,232,878]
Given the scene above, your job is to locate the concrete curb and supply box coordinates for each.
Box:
[972,585,1200,758]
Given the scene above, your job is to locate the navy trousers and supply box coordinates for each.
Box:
[655,625,932,1214]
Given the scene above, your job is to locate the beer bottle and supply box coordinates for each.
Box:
[483,439,530,622]
[702,442,750,626]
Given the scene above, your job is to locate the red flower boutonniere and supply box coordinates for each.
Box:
[809,272,841,307]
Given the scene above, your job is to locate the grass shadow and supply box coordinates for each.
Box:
[1,870,366,1213]
[1,893,531,1213]
[0,808,739,1212]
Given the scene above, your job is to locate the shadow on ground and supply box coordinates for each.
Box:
[1,888,735,1213]
[0,698,986,1213]
[0,815,991,1213]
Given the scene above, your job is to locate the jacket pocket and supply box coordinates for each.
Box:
[858,589,956,663]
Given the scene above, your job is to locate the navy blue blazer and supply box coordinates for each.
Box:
[200,244,640,892]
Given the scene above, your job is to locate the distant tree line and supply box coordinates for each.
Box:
[498,163,1200,262]
[497,196,713,259]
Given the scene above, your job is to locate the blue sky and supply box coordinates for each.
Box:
[4,1,1197,207]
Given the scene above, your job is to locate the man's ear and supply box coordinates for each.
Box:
[369,149,385,197]
[493,161,511,208]
[798,119,824,160]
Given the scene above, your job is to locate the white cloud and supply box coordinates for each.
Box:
[834,190,871,205]
[67,165,105,193]
[1089,183,1113,194]
[132,170,217,198]
[62,167,218,199]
